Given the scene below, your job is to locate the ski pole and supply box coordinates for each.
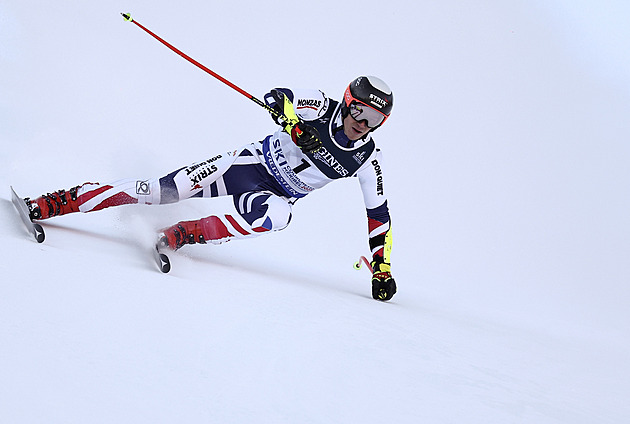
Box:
[354,255,374,273]
[120,13,299,130]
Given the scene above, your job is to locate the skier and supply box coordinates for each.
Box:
[23,75,397,301]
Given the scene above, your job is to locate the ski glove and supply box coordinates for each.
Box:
[371,257,397,301]
[266,89,321,153]
[290,122,322,153]
[266,89,289,126]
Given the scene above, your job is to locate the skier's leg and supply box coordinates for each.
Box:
[26,177,173,220]
[159,192,293,250]
[25,180,146,220]
[26,148,248,220]
[156,144,282,203]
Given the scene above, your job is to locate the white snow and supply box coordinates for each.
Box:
[2,1,630,423]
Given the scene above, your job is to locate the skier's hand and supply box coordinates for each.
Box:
[371,258,397,301]
[290,121,322,153]
[265,89,289,126]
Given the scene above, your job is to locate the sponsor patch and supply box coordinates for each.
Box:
[185,155,222,188]
[371,159,384,195]
[314,146,349,177]
[136,180,151,195]
[353,151,367,164]
[296,98,322,110]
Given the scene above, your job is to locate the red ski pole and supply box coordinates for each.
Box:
[120,13,296,128]
[354,255,374,273]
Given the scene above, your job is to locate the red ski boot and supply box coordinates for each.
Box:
[26,186,81,220]
[158,220,208,251]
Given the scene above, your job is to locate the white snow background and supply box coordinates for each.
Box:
[1,1,629,423]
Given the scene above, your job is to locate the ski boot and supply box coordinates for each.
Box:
[158,220,208,251]
[25,186,81,221]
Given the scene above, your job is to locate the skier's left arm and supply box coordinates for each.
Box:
[357,149,397,301]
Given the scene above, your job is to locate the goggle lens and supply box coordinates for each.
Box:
[348,102,387,128]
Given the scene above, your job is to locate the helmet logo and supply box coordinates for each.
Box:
[369,93,388,109]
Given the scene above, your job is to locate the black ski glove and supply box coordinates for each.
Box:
[371,257,397,301]
[290,121,322,153]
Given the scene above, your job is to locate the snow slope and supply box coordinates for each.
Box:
[2,1,630,423]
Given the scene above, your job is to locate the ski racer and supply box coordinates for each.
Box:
[23,75,397,301]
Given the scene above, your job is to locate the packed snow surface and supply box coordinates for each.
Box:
[2,1,629,422]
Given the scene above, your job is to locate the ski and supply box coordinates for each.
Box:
[11,185,173,272]
[153,243,171,273]
[10,186,45,243]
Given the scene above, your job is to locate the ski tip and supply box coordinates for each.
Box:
[121,12,133,22]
